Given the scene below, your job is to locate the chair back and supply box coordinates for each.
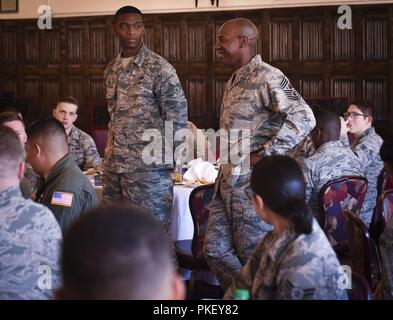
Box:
[347,271,372,300]
[344,209,381,290]
[370,189,393,246]
[189,183,215,259]
[319,176,367,249]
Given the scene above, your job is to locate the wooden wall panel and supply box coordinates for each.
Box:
[66,23,84,65]
[363,79,388,120]
[270,18,292,61]
[188,23,207,63]
[162,22,180,63]
[1,27,18,63]
[23,26,39,65]
[363,17,388,61]
[0,4,392,131]
[300,79,324,98]
[90,23,107,65]
[332,22,354,61]
[300,18,323,61]
[331,78,355,103]
[40,26,61,65]
[186,78,207,118]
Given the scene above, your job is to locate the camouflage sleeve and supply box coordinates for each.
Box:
[261,75,316,156]
[155,65,188,150]
[351,143,369,167]
[80,133,101,171]
[302,159,314,203]
[203,196,243,290]
[340,135,350,148]
[224,240,264,299]
[379,220,393,299]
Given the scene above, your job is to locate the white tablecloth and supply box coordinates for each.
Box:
[170,185,195,241]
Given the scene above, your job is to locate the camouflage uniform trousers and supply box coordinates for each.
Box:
[102,169,178,267]
[204,168,271,289]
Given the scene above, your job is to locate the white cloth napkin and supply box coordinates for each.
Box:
[183,158,218,183]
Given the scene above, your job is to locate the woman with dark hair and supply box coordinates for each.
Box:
[225,155,347,300]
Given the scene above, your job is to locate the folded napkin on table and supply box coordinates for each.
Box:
[183,158,218,183]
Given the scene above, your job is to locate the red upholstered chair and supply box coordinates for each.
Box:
[176,183,217,298]
[344,209,381,291]
[319,176,368,252]
[370,189,393,247]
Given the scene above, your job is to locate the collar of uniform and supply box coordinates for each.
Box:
[266,222,298,262]
[45,153,75,185]
[235,54,262,82]
[316,140,342,154]
[0,186,22,204]
[68,125,79,140]
[114,44,148,72]
[353,127,375,146]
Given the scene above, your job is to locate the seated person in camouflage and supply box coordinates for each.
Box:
[52,96,100,171]
[342,98,383,226]
[225,156,347,300]
[56,205,185,300]
[375,138,393,300]
[302,108,363,221]
[26,117,98,234]
[0,126,62,300]
[0,111,38,199]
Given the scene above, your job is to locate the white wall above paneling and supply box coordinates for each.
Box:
[1,0,393,19]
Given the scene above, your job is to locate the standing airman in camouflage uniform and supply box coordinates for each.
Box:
[52,96,101,171]
[0,126,62,300]
[302,108,363,220]
[103,6,187,234]
[342,99,383,225]
[203,18,315,289]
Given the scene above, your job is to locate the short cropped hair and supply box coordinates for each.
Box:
[349,98,375,119]
[56,96,79,113]
[27,117,68,149]
[0,111,24,126]
[61,205,174,299]
[113,6,142,23]
[313,107,341,140]
[0,125,24,177]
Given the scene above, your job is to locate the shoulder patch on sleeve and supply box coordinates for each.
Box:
[51,191,73,207]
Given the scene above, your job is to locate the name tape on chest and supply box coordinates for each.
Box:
[51,191,73,207]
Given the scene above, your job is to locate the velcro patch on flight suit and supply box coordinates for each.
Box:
[51,191,73,207]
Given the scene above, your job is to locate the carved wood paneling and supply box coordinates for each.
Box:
[2,27,17,63]
[40,25,61,65]
[0,5,392,130]
[363,79,388,120]
[1,78,17,95]
[188,23,207,63]
[89,77,105,102]
[24,77,39,111]
[300,79,324,97]
[42,78,60,111]
[186,79,207,118]
[144,23,155,51]
[270,18,292,61]
[364,17,388,61]
[23,26,39,65]
[331,78,355,103]
[162,22,180,62]
[66,77,85,108]
[300,19,323,61]
[332,22,354,61]
[90,24,106,64]
[66,24,84,65]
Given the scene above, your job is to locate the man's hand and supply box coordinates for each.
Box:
[339,116,349,138]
